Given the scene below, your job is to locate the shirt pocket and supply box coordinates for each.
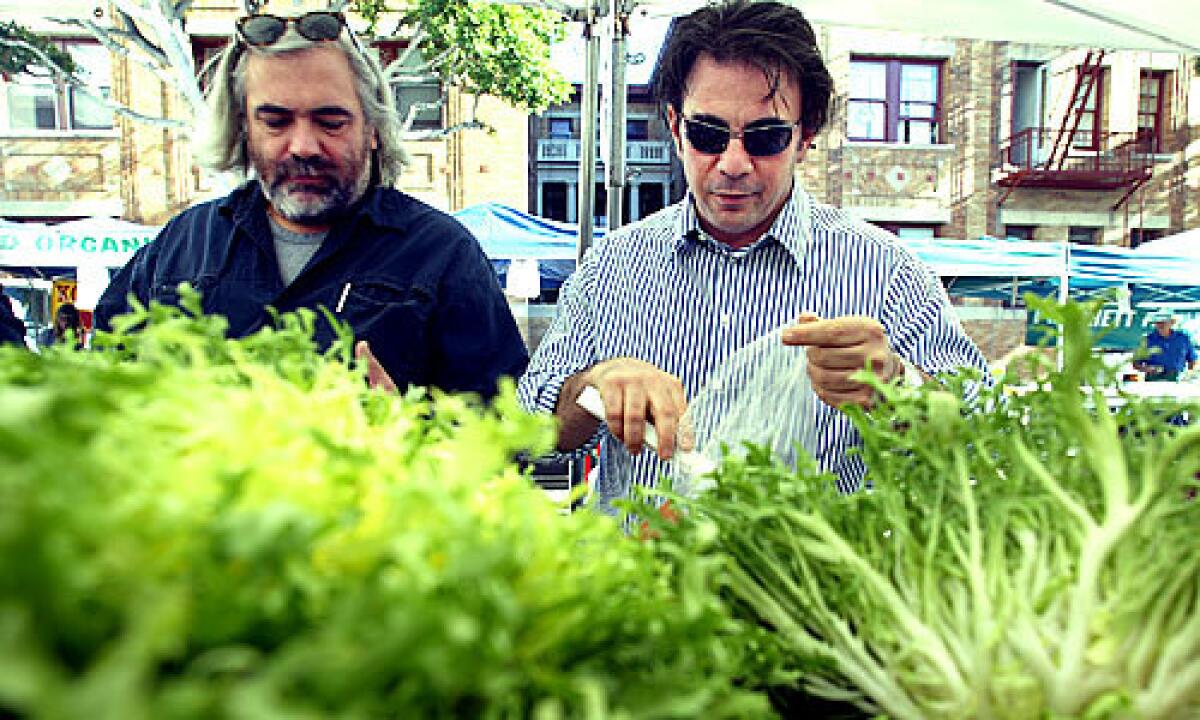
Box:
[149,275,275,336]
[148,275,217,308]
[338,280,437,379]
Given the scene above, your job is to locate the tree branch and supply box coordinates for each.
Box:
[0,36,187,130]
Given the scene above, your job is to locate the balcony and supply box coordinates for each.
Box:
[536,138,672,165]
[997,128,1153,206]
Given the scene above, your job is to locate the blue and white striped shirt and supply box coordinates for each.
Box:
[517,184,987,511]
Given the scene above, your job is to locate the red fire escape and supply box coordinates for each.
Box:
[997,50,1153,210]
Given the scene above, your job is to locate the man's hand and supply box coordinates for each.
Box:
[356,340,398,393]
[781,313,902,409]
[557,357,686,460]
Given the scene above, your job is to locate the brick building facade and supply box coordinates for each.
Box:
[0,1,530,224]
[3,13,1197,360]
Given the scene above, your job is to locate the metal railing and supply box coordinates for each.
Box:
[1000,127,1154,177]
[536,138,672,164]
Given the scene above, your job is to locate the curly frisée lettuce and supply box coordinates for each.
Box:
[0,287,773,719]
[648,297,1200,720]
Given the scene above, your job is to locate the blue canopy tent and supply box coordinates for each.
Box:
[451,203,1199,348]
[901,236,1066,303]
[452,203,603,296]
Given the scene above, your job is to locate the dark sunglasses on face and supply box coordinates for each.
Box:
[236,11,346,46]
[682,116,801,157]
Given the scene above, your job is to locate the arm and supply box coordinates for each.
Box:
[0,294,24,346]
[554,357,686,460]
[95,239,160,332]
[782,313,911,408]
[782,255,985,409]
[516,240,685,460]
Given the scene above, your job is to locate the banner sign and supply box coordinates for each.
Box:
[0,226,155,268]
[1027,303,1200,351]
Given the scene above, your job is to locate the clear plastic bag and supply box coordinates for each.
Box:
[670,326,819,497]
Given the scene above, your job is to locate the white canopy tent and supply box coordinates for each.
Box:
[1134,228,1200,258]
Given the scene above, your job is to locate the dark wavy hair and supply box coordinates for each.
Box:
[651,0,834,140]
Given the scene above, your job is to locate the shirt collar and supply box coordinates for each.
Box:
[672,183,812,266]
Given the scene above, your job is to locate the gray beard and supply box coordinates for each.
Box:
[257,153,373,227]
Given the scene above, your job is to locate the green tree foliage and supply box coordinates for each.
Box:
[0,21,77,77]
[352,0,572,115]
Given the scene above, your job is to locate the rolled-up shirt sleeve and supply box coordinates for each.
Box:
[517,242,607,455]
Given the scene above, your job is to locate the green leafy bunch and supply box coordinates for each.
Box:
[649,296,1200,720]
[0,289,771,719]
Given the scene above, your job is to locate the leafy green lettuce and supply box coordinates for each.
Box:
[0,289,772,719]
[650,298,1200,720]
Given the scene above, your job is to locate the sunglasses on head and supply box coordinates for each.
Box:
[236,11,346,46]
[682,116,800,157]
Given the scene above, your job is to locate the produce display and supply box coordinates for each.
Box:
[0,289,774,719]
[646,298,1200,719]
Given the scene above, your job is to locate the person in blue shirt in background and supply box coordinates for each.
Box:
[95,10,526,397]
[1135,310,1197,382]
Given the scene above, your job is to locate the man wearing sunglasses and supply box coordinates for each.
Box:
[96,9,527,398]
[519,0,987,513]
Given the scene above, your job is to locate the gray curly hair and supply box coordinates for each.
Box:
[197,28,408,186]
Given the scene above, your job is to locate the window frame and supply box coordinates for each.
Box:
[625,117,650,141]
[848,57,943,145]
[1137,69,1167,154]
[372,40,445,132]
[1004,224,1037,241]
[547,116,573,139]
[1068,226,1101,245]
[5,38,114,134]
[871,221,940,239]
[1070,65,1104,151]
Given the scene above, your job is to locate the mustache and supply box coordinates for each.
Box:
[273,156,338,186]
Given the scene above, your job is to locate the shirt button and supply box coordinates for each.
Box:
[721,313,732,327]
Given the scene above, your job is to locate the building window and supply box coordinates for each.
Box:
[1138,70,1167,153]
[5,40,113,132]
[872,222,938,239]
[372,44,444,132]
[1070,66,1104,150]
[1005,225,1036,241]
[541,182,570,222]
[1068,226,1101,245]
[548,117,573,138]
[848,58,941,144]
[395,81,443,131]
[637,183,665,218]
[626,117,649,141]
[1129,228,1164,248]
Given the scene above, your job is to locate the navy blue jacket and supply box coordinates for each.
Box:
[96,183,528,397]
[0,293,24,346]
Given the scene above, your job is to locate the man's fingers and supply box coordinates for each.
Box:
[806,364,868,393]
[814,386,877,409]
[356,340,398,393]
[646,385,685,460]
[784,316,884,348]
[620,387,648,453]
[809,347,896,374]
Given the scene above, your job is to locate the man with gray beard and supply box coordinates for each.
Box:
[96,11,527,397]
